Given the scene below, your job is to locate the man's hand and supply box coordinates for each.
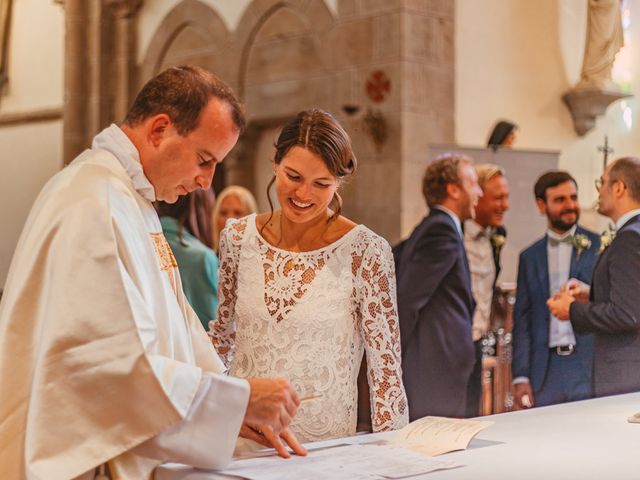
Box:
[547,290,574,320]
[239,423,307,458]
[514,383,534,409]
[564,278,590,302]
[244,378,300,435]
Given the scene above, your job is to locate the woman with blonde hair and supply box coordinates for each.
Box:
[211,185,258,252]
[210,109,408,450]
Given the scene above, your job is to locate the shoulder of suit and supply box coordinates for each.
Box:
[425,210,459,234]
[520,235,546,257]
[575,225,599,240]
[615,223,640,241]
[622,216,640,233]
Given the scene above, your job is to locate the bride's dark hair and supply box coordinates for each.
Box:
[265,109,357,226]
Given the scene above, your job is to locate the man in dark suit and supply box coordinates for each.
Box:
[512,171,599,408]
[395,153,482,420]
[549,157,640,397]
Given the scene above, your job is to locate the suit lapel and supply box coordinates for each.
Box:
[569,242,580,279]
[433,209,474,311]
[534,238,551,301]
[591,244,606,292]
[569,226,588,279]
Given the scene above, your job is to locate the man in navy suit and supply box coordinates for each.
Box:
[512,171,599,408]
[549,158,640,397]
[395,153,482,420]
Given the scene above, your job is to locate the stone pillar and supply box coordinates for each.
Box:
[61,0,143,165]
[333,1,455,242]
[399,1,455,238]
[106,0,143,123]
[62,0,91,165]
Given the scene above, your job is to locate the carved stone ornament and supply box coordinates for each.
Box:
[562,88,631,136]
[563,0,632,136]
[362,108,388,152]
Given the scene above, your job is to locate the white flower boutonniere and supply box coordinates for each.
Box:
[599,227,616,253]
[491,233,506,250]
[572,233,592,260]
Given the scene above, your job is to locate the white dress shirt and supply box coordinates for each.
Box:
[464,220,496,341]
[547,226,578,348]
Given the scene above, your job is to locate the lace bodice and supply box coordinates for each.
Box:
[210,214,408,442]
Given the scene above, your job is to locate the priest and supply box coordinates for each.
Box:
[0,66,304,480]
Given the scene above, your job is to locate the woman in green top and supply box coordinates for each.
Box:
[158,188,219,330]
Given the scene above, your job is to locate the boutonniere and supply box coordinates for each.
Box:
[599,227,616,253]
[491,233,506,250]
[572,233,592,259]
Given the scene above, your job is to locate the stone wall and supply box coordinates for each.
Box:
[139,0,455,243]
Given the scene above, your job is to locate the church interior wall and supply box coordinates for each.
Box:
[455,0,639,231]
[137,0,434,245]
[0,0,63,287]
[1,0,639,288]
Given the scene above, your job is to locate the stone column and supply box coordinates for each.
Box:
[106,0,143,123]
[61,0,143,165]
[62,0,90,165]
[399,1,455,237]
[332,1,455,242]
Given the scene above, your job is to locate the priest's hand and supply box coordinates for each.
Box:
[547,290,574,321]
[564,278,590,302]
[240,423,307,458]
[245,378,300,434]
[513,383,534,409]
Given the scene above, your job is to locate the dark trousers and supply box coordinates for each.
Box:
[465,339,483,417]
[535,349,592,407]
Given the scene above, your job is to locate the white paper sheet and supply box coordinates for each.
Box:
[390,416,493,456]
[220,444,461,480]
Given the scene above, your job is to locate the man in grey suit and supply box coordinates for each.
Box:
[395,153,482,420]
[548,157,640,397]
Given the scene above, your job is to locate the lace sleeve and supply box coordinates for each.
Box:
[354,232,409,432]
[208,220,246,369]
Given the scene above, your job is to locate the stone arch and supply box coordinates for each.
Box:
[232,0,335,116]
[225,0,337,203]
[138,0,232,88]
[138,0,233,192]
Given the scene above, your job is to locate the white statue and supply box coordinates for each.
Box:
[576,0,624,92]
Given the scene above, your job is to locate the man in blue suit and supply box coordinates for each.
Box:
[395,153,483,420]
[512,171,599,408]
[549,158,640,397]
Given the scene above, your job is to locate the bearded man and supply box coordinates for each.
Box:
[512,171,599,408]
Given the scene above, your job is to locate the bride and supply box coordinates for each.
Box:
[210,109,408,448]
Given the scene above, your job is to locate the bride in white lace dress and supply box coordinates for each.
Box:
[210,110,408,446]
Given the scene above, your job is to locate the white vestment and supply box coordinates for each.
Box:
[0,125,249,480]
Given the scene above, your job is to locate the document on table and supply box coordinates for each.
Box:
[389,416,493,456]
[220,444,461,480]
[627,411,640,423]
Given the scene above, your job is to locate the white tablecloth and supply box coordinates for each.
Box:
[156,392,640,480]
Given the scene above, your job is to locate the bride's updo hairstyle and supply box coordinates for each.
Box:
[266,109,357,222]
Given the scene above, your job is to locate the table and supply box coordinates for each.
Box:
[156,392,640,480]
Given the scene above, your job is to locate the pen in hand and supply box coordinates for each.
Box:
[300,393,323,403]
